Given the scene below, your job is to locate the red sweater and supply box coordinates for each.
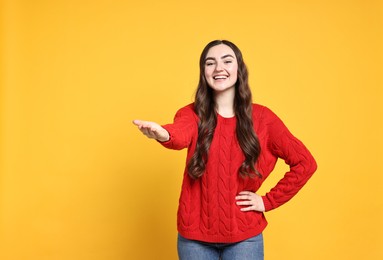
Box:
[161,103,317,243]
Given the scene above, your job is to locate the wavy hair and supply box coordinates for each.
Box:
[187,40,261,179]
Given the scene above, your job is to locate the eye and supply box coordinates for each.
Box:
[224,60,233,64]
[205,62,215,66]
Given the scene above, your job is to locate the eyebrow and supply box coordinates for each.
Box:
[204,54,235,62]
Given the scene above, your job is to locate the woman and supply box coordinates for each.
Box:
[133,40,317,260]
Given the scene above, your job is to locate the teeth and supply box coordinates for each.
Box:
[214,76,227,80]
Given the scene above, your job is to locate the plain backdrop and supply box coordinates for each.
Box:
[1,0,382,259]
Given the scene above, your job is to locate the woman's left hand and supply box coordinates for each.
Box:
[235,191,265,212]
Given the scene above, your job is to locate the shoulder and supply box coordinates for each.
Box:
[176,103,196,115]
[252,103,279,121]
[252,103,294,146]
[177,103,195,113]
[173,103,199,120]
[252,103,288,134]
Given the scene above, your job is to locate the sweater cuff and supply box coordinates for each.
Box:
[157,126,173,148]
[262,196,274,212]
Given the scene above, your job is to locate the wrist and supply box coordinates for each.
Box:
[157,131,170,142]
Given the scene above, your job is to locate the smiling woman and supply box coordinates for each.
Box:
[1,0,382,259]
[133,39,317,260]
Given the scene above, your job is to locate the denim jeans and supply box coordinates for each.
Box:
[177,233,264,260]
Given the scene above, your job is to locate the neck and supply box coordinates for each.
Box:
[214,88,235,117]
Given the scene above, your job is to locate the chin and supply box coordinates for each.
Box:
[212,86,235,93]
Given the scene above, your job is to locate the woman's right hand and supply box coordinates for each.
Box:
[132,120,170,142]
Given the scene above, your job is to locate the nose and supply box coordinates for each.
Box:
[215,61,224,71]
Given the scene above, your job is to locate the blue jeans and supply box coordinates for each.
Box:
[177,233,264,260]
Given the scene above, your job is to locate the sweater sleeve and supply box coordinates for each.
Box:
[159,104,198,150]
[261,107,317,212]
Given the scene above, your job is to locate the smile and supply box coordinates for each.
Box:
[213,75,228,80]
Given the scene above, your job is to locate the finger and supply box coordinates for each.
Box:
[141,128,150,136]
[150,127,158,133]
[133,120,154,129]
[240,206,255,212]
[235,195,250,200]
[146,129,161,139]
[142,127,155,137]
[145,124,160,134]
[135,123,148,130]
[139,123,154,132]
[140,122,152,129]
[238,191,253,195]
[133,119,150,128]
[236,200,253,206]
[145,129,157,138]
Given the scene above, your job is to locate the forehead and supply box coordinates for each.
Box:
[205,44,236,59]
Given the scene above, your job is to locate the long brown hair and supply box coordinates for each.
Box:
[187,40,261,179]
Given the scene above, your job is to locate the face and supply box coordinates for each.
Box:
[204,44,238,93]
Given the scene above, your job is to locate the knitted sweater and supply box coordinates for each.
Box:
[160,103,317,243]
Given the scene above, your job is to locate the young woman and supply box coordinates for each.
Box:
[133,40,317,260]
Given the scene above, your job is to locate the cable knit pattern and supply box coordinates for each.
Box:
[160,103,317,243]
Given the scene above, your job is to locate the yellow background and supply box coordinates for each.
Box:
[1,0,382,259]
